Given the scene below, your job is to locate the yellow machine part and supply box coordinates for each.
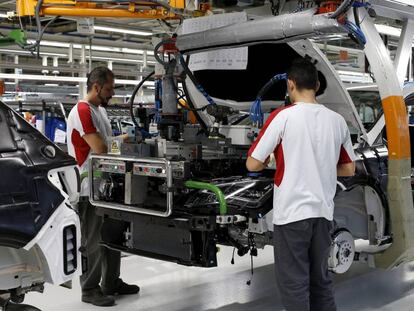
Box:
[17,0,185,19]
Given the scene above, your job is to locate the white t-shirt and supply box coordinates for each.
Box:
[99,106,113,137]
[248,102,356,225]
[67,101,112,196]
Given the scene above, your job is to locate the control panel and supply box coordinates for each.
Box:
[90,155,189,217]
[133,163,166,177]
[95,160,126,174]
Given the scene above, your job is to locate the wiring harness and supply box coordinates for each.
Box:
[250,73,287,127]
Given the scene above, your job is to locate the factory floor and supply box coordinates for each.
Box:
[25,245,414,311]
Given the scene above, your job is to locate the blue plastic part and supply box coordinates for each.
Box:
[247,172,262,178]
[36,115,66,142]
[352,1,371,8]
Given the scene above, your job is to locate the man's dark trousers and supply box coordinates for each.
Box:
[273,218,337,311]
[78,199,125,293]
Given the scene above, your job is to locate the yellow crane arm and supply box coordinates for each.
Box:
[17,0,186,19]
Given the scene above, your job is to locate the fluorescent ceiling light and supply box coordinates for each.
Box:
[31,40,121,52]
[0,47,155,64]
[0,73,155,86]
[0,13,8,18]
[94,26,152,37]
[375,24,401,37]
[122,48,154,56]
[0,48,66,57]
[27,40,153,55]
[92,56,156,64]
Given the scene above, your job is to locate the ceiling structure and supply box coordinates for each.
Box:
[0,0,413,103]
[0,0,185,102]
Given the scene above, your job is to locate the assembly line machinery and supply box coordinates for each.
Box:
[1,0,414,309]
[88,0,414,272]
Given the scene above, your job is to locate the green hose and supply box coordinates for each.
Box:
[184,180,227,215]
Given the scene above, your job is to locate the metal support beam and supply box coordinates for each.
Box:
[409,49,413,81]
[394,19,414,85]
[371,0,414,21]
[357,7,414,269]
[0,73,155,86]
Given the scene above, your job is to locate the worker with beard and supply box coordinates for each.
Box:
[67,66,139,307]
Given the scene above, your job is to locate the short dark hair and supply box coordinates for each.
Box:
[87,66,114,92]
[287,58,319,91]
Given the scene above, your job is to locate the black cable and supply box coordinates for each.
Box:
[353,5,360,28]
[23,10,60,56]
[176,91,186,102]
[128,70,155,129]
[180,55,216,106]
[154,38,175,66]
[330,0,355,19]
[158,18,174,29]
[179,55,200,92]
[32,0,43,57]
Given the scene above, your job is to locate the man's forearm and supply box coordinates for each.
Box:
[337,162,355,177]
[246,156,267,171]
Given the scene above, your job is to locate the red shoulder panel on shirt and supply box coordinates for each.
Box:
[274,140,285,186]
[248,104,293,157]
[338,145,352,164]
[77,102,97,135]
[71,129,90,166]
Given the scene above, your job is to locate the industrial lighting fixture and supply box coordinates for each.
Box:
[29,40,122,52]
[122,48,154,56]
[0,73,155,86]
[91,56,156,64]
[0,13,8,18]
[0,47,156,65]
[0,48,67,57]
[94,25,152,37]
[26,40,154,56]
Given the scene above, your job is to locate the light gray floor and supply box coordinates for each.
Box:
[24,245,414,310]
